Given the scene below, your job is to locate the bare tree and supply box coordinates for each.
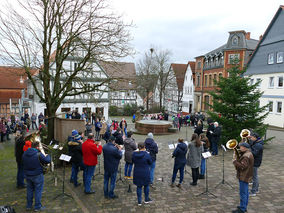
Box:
[0,0,133,140]
[136,50,157,111]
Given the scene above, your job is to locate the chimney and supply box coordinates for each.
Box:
[259,35,263,41]
[245,32,251,40]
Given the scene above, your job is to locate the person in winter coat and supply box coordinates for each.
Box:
[103,125,113,142]
[170,138,188,188]
[206,118,214,152]
[199,133,210,179]
[144,132,158,187]
[211,122,221,155]
[186,133,203,186]
[100,117,107,139]
[119,118,128,137]
[82,133,102,194]
[95,119,102,140]
[85,122,92,136]
[103,136,122,199]
[232,143,254,213]
[248,132,264,196]
[22,141,51,211]
[124,131,137,179]
[15,131,26,188]
[194,120,203,136]
[113,127,124,145]
[68,132,85,187]
[132,142,153,206]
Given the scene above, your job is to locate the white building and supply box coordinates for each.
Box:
[181,62,195,114]
[28,58,110,119]
[245,6,284,128]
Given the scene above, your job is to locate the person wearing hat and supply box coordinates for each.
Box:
[15,131,26,189]
[68,130,85,187]
[144,132,158,188]
[102,135,122,199]
[248,132,264,196]
[232,142,254,213]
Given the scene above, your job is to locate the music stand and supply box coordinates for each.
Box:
[197,152,216,198]
[116,161,124,183]
[94,155,103,177]
[215,145,233,189]
[53,154,73,200]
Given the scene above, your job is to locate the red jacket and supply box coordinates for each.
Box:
[82,139,102,166]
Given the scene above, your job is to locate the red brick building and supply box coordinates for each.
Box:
[193,30,259,112]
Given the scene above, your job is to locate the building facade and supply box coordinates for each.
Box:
[181,62,195,113]
[194,30,259,112]
[245,6,284,128]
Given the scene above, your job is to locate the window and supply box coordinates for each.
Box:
[204,75,208,87]
[250,78,254,85]
[268,101,273,112]
[256,78,261,88]
[197,75,200,87]
[268,53,274,64]
[218,73,222,81]
[213,74,217,85]
[209,75,212,86]
[278,76,283,87]
[269,77,274,88]
[228,54,240,64]
[277,101,282,113]
[276,52,283,63]
[197,61,201,69]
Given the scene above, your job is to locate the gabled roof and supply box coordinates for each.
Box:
[188,61,195,74]
[99,61,137,90]
[170,63,187,91]
[246,5,284,69]
[0,66,29,89]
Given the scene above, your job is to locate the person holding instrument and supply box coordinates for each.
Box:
[232,142,254,213]
[22,141,51,212]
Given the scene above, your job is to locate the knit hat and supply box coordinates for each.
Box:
[239,142,250,149]
[147,132,153,139]
[72,130,81,141]
[23,141,32,151]
[250,132,260,139]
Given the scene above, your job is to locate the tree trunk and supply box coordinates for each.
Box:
[146,89,149,111]
[159,90,162,111]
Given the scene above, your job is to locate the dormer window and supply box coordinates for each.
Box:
[232,36,238,46]
[268,53,274,64]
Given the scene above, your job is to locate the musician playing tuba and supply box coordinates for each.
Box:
[232,142,254,213]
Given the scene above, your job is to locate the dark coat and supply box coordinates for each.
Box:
[124,138,137,163]
[211,126,221,144]
[145,138,158,161]
[22,148,51,176]
[95,121,102,132]
[206,123,215,143]
[132,151,152,186]
[119,120,127,129]
[172,142,188,165]
[103,130,111,142]
[194,125,203,136]
[15,136,25,164]
[103,142,122,173]
[249,139,264,167]
[68,141,83,165]
[113,131,123,145]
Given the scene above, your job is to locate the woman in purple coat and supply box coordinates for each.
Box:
[132,142,152,206]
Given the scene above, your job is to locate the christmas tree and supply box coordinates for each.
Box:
[207,63,269,144]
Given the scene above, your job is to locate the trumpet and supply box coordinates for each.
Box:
[226,139,240,160]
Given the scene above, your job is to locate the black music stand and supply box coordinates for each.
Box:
[53,154,73,200]
[94,155,103,177]
[197,152,216,198]
[215,145,233,189]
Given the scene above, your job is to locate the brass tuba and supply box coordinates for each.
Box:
[240,129,251,143]
[226,139,240,160]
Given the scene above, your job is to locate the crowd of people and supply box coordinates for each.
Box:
[11,111,264,212]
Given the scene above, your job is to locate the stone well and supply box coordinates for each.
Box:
[135,120,173,135]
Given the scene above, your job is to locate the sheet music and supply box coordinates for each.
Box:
[53,144,59,149]
[184,141,189,146]
[202,151,212,159]
[221,144,227,152]
[168,144,175,149]
[59,154,71,162]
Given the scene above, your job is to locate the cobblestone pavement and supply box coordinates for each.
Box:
[1,118,284,213]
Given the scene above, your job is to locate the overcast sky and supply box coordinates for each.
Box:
[111,0,284,64]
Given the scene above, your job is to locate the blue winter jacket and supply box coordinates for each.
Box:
[103,142,122,173]
[250,139,264,167]
[22,148,51,176]
[172,142,188,165]
[145,138,158,161]
[132,151,152,186]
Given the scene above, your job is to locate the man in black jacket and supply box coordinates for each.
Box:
[211,122,221,155]
[113,128,123,145]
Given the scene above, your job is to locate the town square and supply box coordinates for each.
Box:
[0,0,284,212]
